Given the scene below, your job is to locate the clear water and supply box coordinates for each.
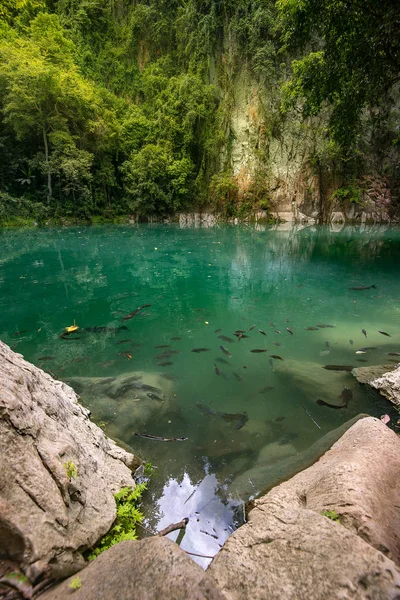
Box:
[1,223,399,565]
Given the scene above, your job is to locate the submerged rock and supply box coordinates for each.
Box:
[40,538,224,600]
[210,417,400,599]
[352,363,398,385]
[0,341,139,582]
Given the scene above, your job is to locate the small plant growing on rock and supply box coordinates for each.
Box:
[322,510,340,522]
[64,460,78,479]
[86,483,147,560]
[69,576,82,591]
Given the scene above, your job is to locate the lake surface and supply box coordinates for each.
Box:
[1,223,399,565]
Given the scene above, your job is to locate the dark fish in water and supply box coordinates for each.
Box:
[215,357,229,365]
[275,416,286,422]
[362,329,367,338]
[221,411,248,426]
[133,383,162,393]
[134,433,187,442]
[269,322,275,328]
[388,352,400,357]
[317,398,345,409]
[214,363,221,376]
[155,345,170,348]
[258,329,267,336]
[316,324,335,328]
[248,325,256,332]
[388,359,400,363]
[214,328,222,334]
[14,330,27,336]
[286,328,294,335]
[273,341,282,347]
[349,339,354,345]
[237,333,248,342]
[275,330,281,334]
[192,348,211,353]
[71,357,89,363]
[269,354,284,360]
[378,330,391,337]
[305,327,319,331]
[147,392,164,402]
[234,330,247,334]
[122,304,151,321]
[196,402,218,417]
[60,332,81,340]
[97,360,116,367]
[250,349,268,353]
[116,339,132,345]
[83,326,129,333]
[218,335,235,343]
[234,412,249,430]
[219,345,232,357]
[320,350,330,356]
[157,361,173,367]
[323,365,354,371]
[118,352,133,359]
[232,372,242,382]
[359,347,377,351]
[356,359,368,362]
[325,341,331,349]
[259,386,275,393]
[171,336,181,341]
[38,356,55,361]
[348,285,376,290]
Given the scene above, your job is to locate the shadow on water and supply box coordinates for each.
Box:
[1,223,400,564]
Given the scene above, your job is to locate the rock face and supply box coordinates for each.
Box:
[209,417,400,599]
[352,363,398,386]
[40,538,224,600]
[0,341,139,582]
[354,365,400,409]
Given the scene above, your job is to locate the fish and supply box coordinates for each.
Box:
[235,333,249,342]
[361,329,367,338]
[320,350,330,356]
[269,354,284,360]
[221,411,248,427]
[218,335,235,343]
[274,330,281,334]
[248,325,256,331]
[37,356,55,361]
[305,327,319,331]
[134,433,188,442]
[122,304,151,321]
[388,359,400,363]
[196,403,218,417]
[157,361,173,366]
[192,348,211,353]
[275,416,286,422]
[219,345,232,357]
[215,357,229,365]
[286,328,294,335]
[214,328,222,334]
[250,349,268,353]
[232,372,242,382]
[214,363,221,376]
[171,336,181,341]
[316,324,335,328]
[323,365,354,371]
[348,285,376,290]
[234,413,249,430]
[325,341,331,349]
[60,332,81,340]
[118,352,132,359]
[82,326,129,333]
[269,322,275,328]
[355,350,366,354]
[273,341,282,347]
[356,359,368,362]
[132,383,162,393]
[388,352,400,357]
[97,360,116,367]
[13,330,28,336]
[378,330,391,337]
[349,340,354,345]
[234,330,247,334]
[259,386,275,393]
[71,357,89,363]
[116,339,132,345]
[258,329,267,336]
[317,399,345,409]
[359,347,377,351]
[155,345,170,348]
[147,392,164,402]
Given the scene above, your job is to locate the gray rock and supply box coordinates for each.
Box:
[40,538,224,600]
[210,417,400,599]
[0,341,139,582]
[358,365,400,409]
[352,363,398,385]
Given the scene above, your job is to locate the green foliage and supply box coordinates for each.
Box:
[322,509,340,522]
[144,462,156,477]
[332,185,362,206]
[87,484,147,560]
[64,460,78,479]
[69,576,82,591]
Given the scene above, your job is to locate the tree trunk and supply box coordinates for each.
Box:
[42,125,52,204]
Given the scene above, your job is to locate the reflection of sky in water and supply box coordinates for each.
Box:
[153,470,243,568]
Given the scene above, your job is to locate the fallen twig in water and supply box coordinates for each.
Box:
[134,433,188,442]
[158,518,189,537]
[302,404,321,429]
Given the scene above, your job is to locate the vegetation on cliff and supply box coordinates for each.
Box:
[0,0,399,222]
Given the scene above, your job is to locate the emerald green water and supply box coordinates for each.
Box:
[1,223,399,564]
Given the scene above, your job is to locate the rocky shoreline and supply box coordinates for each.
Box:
[1,341,400,599]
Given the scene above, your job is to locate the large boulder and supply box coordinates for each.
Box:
[209,417,400,599]
[0,341,140,582]
[353,365,400,409]
[40,538,224,600]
